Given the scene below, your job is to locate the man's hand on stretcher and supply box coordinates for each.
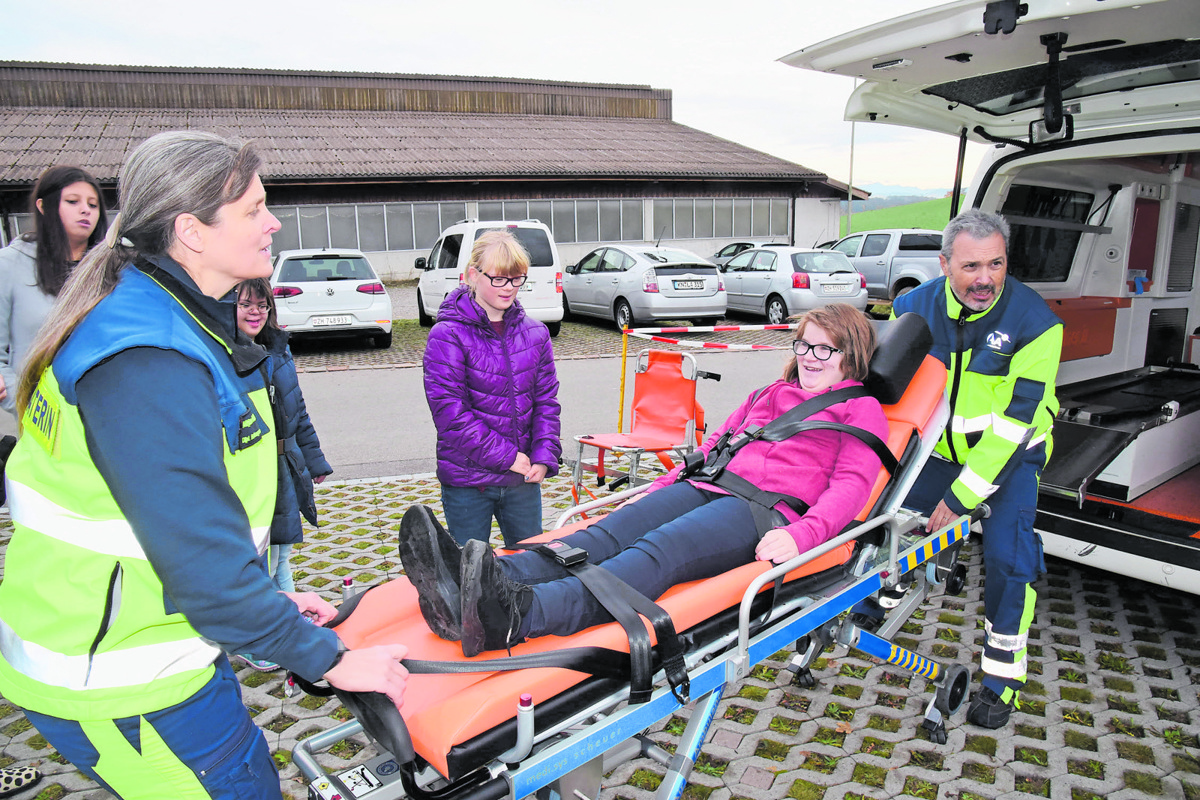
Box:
[284,592,411,708]
[755,529,800,564]
[925,500,959,533]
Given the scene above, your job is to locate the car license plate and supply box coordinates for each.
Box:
[824,284,852,295]
[312,315,352,327]
[674,280,704,290]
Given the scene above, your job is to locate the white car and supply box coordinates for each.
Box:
[722,247,867,323]
[271,249,394,348]
[416,219,564,336]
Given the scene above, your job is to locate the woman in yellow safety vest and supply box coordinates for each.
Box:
[0,131,408,800]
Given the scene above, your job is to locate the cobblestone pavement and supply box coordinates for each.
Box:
[2,469,1199,800]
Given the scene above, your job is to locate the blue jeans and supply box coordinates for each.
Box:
[441,482,545,548]
[903,456,1044,695]
[24,656,280,799]
[269,543,294,593]
[500,482,760,637]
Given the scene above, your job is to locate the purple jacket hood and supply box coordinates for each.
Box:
[423,286,562,487]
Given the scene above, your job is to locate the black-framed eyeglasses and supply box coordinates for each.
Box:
[793,340,842,361]
[481,273,528,288]
[237,302,271,313]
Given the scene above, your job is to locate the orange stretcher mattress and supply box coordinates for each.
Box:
[332,355,948,778]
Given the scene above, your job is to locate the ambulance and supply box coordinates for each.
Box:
[785,0,1200,592]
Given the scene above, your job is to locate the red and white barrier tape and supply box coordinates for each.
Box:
[623,323,795,334]
[621,322,796,351]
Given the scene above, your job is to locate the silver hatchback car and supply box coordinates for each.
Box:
[562,245,726,329]
[721,247,867,324]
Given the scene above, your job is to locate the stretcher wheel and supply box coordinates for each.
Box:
[935,663,971,715]
[922,717,949,745]
[946,563,967,596]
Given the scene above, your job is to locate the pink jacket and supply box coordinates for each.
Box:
[650,378,889,553]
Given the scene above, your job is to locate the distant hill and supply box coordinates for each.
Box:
[840,196,958,237]
[858,183,950,198]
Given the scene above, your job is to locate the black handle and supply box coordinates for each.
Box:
[697,370,721,382]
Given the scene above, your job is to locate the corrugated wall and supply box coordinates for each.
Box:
[0,64,673,119]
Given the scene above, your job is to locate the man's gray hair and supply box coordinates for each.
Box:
[942,208,1010,261]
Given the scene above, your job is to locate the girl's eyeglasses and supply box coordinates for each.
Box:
[480,273,528,288]
[792,340,842,361]
[238,302,272,313]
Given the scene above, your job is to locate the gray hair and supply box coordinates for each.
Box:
[118,131,261,256]
[942,208,1010,261]
[18,131,263,414]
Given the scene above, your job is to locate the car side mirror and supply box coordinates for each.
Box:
[414,257,427,270]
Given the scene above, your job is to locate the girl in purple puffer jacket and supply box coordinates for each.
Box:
[422,230,561,549]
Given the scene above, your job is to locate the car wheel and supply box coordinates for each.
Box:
[545,321,561,337]
[417,289,434,327]
[373,331,393,349]
[614,299,634,331]
[766,295,788,325]
[561,294,573,321]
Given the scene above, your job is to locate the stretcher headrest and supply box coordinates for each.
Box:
[864,312,934,405]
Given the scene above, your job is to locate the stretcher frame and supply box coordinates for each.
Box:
[296,316,975,800]
[296,403,981,800]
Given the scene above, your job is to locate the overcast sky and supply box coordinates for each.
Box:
[4,0,985,192]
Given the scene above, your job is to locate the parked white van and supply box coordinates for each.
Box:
[786,0,1200,593]
[416,219,564,336]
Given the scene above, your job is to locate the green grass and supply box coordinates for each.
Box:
[841,196,958,237]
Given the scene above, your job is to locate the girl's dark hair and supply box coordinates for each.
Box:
[236,278,280,342]
[782,304,876,384]
[25,166,109,296]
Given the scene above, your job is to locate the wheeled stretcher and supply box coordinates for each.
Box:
[295,314,979,800]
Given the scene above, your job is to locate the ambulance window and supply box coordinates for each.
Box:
[1001,185,1094,283]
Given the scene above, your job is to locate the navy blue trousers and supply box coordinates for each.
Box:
[500,482,760,637]
[904,456,1044,696]
[23,656,279,799]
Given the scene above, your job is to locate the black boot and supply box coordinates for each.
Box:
[966,686,1013,729]
[398,505,463,641]
[460,539,533,657]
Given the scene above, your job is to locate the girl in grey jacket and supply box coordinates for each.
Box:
[0,166,108,413]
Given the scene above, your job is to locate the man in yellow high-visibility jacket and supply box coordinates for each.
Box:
[893,209,1062,729]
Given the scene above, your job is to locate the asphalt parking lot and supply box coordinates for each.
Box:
[0,285,1197,800]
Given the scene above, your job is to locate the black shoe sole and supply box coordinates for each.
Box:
[398,506,462,641]
[460,539,489,657]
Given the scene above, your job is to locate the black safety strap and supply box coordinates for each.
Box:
[529,542,690,704]
[680,386,870,482]
[705,470,810,537]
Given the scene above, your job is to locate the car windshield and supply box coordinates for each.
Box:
[277,256,376,282]
[476,226,555,267]
[640,249,706,265]
[792,252,856,273]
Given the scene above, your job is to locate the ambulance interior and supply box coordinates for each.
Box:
[983,146,1200,584]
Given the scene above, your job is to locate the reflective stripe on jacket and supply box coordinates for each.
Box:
[0,267,276,721]
[892,276,1062,515]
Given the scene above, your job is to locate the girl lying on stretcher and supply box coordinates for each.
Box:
[400,303,890,657]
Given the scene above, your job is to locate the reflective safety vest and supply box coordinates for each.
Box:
[893,277,1062,515]
[0,267,276,721]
